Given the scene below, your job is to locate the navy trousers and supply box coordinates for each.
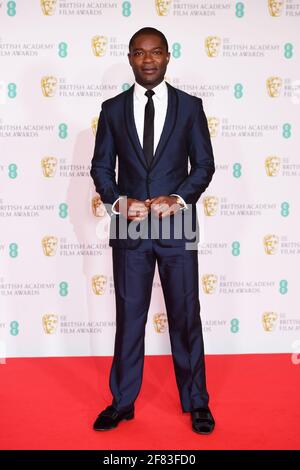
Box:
[109,239,209,413]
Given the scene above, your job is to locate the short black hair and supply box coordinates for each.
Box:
[129,27,169,52]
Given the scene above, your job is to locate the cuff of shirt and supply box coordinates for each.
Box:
[170,194,188,210]
[111,196,126,215]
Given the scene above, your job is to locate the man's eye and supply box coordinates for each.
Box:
[153,51,162,55]
[134,51,143,56]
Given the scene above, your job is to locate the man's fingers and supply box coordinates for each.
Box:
[151,201,179,218]
[128,207,148,215]
[128,214,148,221]
[150,197,163,205]
[147,198,156,204]
[130,202,150,210]
[152,202,168,211]
[128,206,148,221]
[152,205,167,218]
[126,198,178,220]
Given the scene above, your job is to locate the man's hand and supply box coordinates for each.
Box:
[149,195,181,219]
[116,198,151,221]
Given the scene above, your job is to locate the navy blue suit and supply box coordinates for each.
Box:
[91,83,215,412]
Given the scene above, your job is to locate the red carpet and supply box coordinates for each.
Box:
[0,354,299,450]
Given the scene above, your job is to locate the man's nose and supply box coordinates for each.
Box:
[143,52,154,63]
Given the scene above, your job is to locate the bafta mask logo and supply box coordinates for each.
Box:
[268,0,284,17]
[263,234,279,255]
[42,236,58,257]
[41,76,57,97]
[41,156,57,177]
[153,312,168,333]
[91,117,99,136]
[203,196,218,216]
[91,36,108,57]
[40,0,57,16]
[266,76,282,97]
[262,312,278,332]
[207,117,219,138]
[265,156,281,176]
[42,314,58,334]
[92,275,107,295]
[205,36,221,58]
[202,274,218,294]
[155,0,172,16]
[92,195,106,218]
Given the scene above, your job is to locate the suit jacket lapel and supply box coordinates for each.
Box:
[150,82,178,171]
[124,85,148,171]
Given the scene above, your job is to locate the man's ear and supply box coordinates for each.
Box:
[127,52,132,66]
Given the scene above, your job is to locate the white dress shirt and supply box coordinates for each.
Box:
[112,80,186,213]
[133,79,168,154]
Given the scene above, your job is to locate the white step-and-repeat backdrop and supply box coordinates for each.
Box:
[1,0,299,358]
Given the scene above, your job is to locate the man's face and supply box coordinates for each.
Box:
[128,34,170,89]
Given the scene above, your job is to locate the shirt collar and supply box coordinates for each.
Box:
[134,80,167,101]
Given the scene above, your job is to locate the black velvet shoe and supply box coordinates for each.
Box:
[93,405,134,431]
[191,407,215,435]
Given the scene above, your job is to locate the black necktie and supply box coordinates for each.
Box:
[143,89,155,167]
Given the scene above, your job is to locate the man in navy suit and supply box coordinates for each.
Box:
[90,27,215,434]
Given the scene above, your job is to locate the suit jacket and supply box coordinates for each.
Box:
[90,82,215,249]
